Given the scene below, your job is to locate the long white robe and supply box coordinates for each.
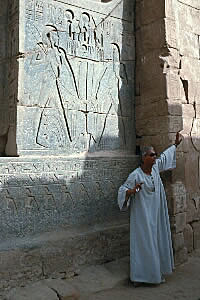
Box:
[118,145,176,284]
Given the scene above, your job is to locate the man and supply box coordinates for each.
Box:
[118,132,182,286]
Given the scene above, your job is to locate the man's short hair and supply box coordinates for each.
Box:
[140,146,154,163]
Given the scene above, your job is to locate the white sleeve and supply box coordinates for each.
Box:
[117,171,137,211]
[156,145,176,173]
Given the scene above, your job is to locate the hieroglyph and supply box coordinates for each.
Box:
[21,0,134,154]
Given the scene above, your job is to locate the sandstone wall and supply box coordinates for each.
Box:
[0,0,137,237]
[174,0,200,257]
[0,0,137,289]
[136,0,200,264]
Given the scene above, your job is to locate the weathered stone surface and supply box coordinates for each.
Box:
[0,155,138,237]
[191,221,200,249]
[186,196,200,224]
[43,279,80,300]
[140,0,165,26]
[167,184,187,215]
[68,264,124,294]
[184,151,199,191]
[16,0,135,155]
[174,213,187,233]
[180,57,200,81]
[135,0,200,267]
[172,232,185,252]
[6,282,58,300]
[183,224,194,253]
[174,247,188,265]
[140,19,166,53]
[178,1,200,35]
[0,218,130,291]
[166,73,186,102]
[179,30,199,58]
[165,18,177,49]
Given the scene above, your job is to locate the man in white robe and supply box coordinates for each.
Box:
[118,132,182,285]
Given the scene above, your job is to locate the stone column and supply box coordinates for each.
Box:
[0,0,18,156]
[0,0,9,155]
[136,0,200,264]
[135,0,187,264]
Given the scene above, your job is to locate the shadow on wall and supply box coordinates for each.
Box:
[0,135,137,241]
[0,0,18,157]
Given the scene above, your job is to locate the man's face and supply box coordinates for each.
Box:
[143,148,157,166]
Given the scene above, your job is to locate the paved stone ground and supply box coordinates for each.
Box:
[5,250,200,300]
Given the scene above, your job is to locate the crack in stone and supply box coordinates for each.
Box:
[177,0,200,11]
[51,287,62,300]
[95,0,123,29]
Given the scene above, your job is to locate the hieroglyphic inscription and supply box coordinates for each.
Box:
[0,157,136,213]
[21,0,135,154]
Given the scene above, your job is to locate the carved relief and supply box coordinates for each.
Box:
[0,157,134,213]
[23,0,134,153]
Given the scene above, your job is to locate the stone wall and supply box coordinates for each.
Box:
[135,0,200,264]
[17,0,135,155]
[174,0,200,257]
[0,0,137,234]
[0,0,137,290]
[0,0,137,236]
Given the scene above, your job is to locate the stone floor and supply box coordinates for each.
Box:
[5,250,200,300]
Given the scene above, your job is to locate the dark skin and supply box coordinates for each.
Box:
[125,131,183,200]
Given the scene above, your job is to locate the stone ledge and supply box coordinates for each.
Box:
[0,217,130,294]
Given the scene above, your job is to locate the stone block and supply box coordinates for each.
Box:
[180,57,200,81]
[178,0,200,10]
[182,104,195,118]
[169,193,187,215]
[43,279,80,300]
[140,49,166,82]
[68,264,122,294]
[140,19,166,53]
[191,119,200,152]
[168,115,183,133]
[166,73,187,102]
[178,4,200,35]
[0,219,130,290]
[140,75,167,102]
[183,224,194,253]
[165,18,178,49]
[135,1,141,30]
[191,221,200,249]
[194,103,200,119]
[6,282,58,300]
[140,0,165,25]
[171,163,186,185]
[172,232,185,252]
[165,0,176,20]
[167,100,183,116]
[186,197,200,224]
[179,30,199,59]
[182,117,193,135]
[177,3,193,34]
[174,246,188,265]
[135,100,169,121]
[174,213,186,233]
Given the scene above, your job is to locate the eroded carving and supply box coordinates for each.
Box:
[22,0,134,153]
